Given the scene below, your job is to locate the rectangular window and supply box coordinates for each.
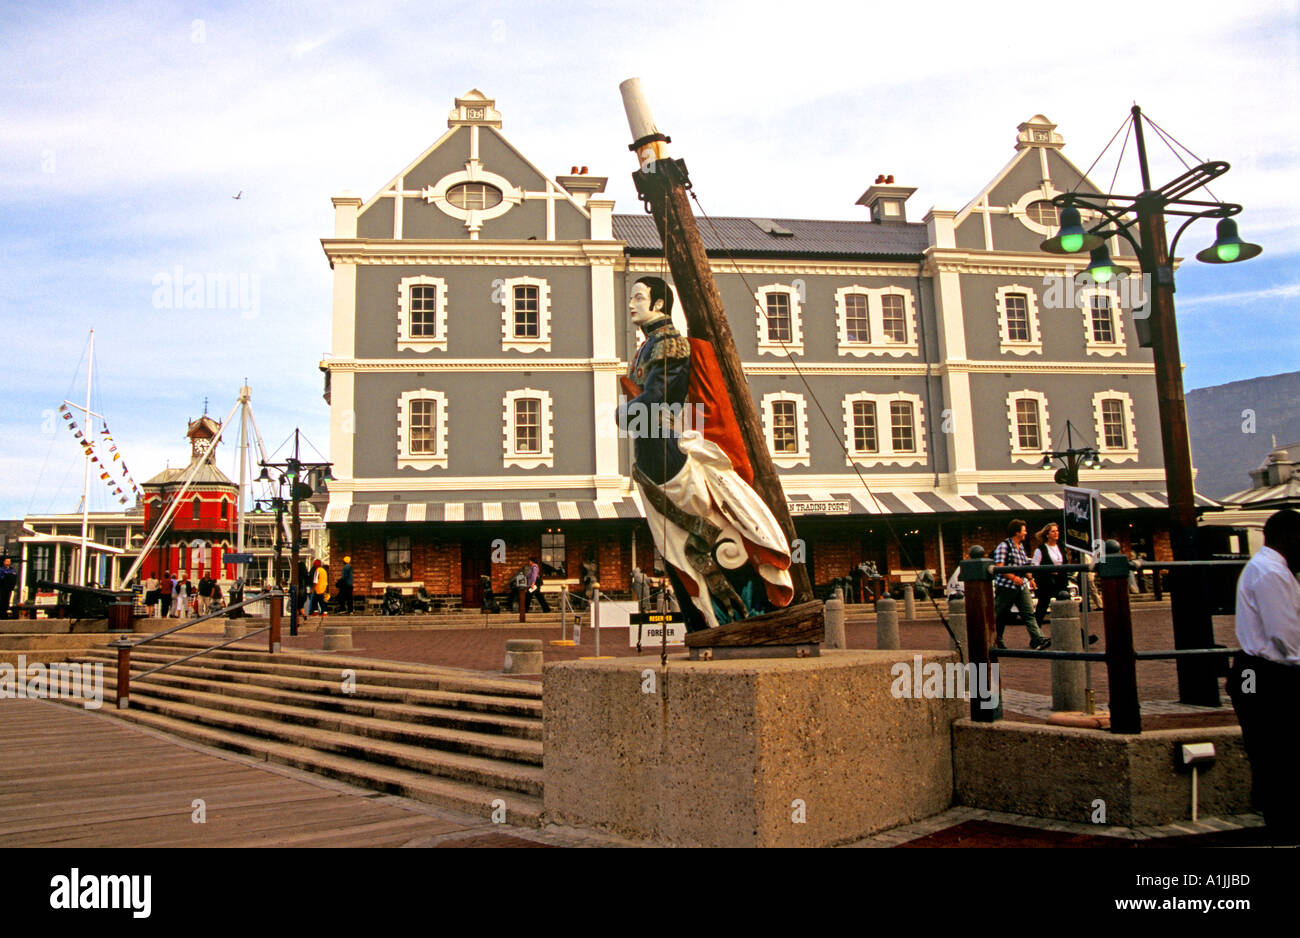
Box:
[515,398,541,453]
[852,400,878,453]
[540,529,566,578]
[890,401,916,452]
[192,498,202,520]
[513,285,539,338]
[1101,399,1127,448]
[766,293,792,343]
[410,284,438,337]
[409,400,436,455]
[771,400,797,453]
[104,527,127,548]
[1090,295,1115,343]
[1005,293,1030,342]
[1015,399,1041,450]
[845,294,870,342]
[385,536,412,581]
[881,294,907,342]
[30,545,53,585]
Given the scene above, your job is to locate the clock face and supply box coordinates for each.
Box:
[193,438,212,456]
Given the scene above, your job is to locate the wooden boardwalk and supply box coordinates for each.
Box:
[0,699,538,848]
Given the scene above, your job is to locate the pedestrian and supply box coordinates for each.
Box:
[211,580,223,611]
[197,572,215,616]
[527,560,551,613]
[305,559,328,618]
[991,519,1051,650]
[296,560,310,613]
[0,557,17,620]
[1031,522,1070,627]
[338,556,354,615]
[143,573,159,617]
[174,574,191,619]
[1227,508,1300,844]
[159,570,174,618]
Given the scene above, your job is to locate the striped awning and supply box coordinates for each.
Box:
[327,488,1219,524]
[784,488,1221,516]
[325,496,644,524]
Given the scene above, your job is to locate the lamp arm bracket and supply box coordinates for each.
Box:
[1167,205,1241,259]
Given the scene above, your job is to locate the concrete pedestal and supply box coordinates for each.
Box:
[543,649,962,847]
[504,638,543,674]
[321,623,353,651]
[223,621,247,640]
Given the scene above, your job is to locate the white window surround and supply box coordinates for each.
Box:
[761,391,810,468]
[499,276,552,353]
[1011,187,1062,237]
[840,391,927,467]
[397,389,449,470]
[754,284,804,356]
[834,285,919,357]
[1006,390,1050,464]
[503,387,554,469]
[396,276,448,352]
[1092,389,1139,464]
[1078,285,1126,357]
[996,284,1043,355]
[422,166,523,235]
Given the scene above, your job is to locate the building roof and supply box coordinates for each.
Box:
[612,214,929,258]
[1222,441,1300,509]
[142,463,236,488]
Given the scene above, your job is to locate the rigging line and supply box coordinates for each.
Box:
[26,332,94,517]
[1141,111,1207,165]
[297,431,329,464]
[1071,112,1135,195]
[1107,119,1133,207]
[686,194,954,619]
[1143,116,1221,204]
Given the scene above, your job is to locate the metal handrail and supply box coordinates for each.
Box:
[111,592,284,709]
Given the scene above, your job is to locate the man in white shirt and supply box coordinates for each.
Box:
[1227,509,1300,843]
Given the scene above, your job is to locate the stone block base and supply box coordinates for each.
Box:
[543,649,961,846]
[953,720,1250,827]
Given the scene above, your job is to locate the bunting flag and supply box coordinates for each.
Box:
[99,471,110,481]
[61,405,144,506]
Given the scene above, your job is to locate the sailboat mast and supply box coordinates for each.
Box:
[237,384,250,553]
[79,330,94,586]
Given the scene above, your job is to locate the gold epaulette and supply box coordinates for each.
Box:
[649,326,690,361]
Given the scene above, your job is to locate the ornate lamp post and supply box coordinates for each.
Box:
[257,429,331,638]
[1040,421,1102,488]
[1041,105,1262,705]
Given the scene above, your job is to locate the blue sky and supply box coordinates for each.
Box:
[2,0,1297,518]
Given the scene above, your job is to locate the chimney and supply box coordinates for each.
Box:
[856,175,917,224]
[556,167,608,208]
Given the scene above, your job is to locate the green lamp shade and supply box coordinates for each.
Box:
[1041,206,1103,255]
[1084,245,1124,283]
[1196,218,1262,264]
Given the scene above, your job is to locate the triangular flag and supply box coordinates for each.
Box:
[99,471,110,480]
[113,453,121,460]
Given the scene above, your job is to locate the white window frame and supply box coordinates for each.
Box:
[1092,390,1139,464]
[754,284,804,356]
[422,167,522,236]
[1078,285,1126,356]
[840,391,927,467]
[503,388,554,469]
[499,276,552,353]
[397,275,448,352]
[996,284,1043,355]
[1006,390,1050,464]
[834,286,919,357]
[397,389,449,470]
[761,391,810,468]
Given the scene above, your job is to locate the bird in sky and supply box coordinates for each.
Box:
[233,191,242,199]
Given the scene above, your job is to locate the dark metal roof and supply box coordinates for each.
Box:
[612,214,930,258]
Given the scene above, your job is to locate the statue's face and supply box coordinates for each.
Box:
[629,282,661,326]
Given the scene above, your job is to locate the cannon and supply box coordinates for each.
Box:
[34,580,134,623]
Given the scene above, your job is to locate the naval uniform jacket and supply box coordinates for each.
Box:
[617,315,690,485]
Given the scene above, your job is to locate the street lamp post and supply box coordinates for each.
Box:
[1042,105,1262,706]
[1040,420,1102,488]
[258,429,331,638]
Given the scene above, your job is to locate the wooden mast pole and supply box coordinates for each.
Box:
[619,78,812,604]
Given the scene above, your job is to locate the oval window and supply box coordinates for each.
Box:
[446,182,503,210]
[1026,200,1059,226]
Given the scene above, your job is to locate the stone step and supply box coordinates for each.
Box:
[0,633,123,650]
[74,704,544,826]
[148,637,544,698]
[98,676,543,765]
[108,692,544,796]
[77,645,542,703]
[74,649,542,718]
[97,668,543,739]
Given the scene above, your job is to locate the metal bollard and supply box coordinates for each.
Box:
[824,588,846,649]
[269,594,282,653]
[114,641,131,709]
[903,583,916,621]
[876,596,900,650]
[1049,595,1087,712]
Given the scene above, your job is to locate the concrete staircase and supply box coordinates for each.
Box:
[68,637,545,826]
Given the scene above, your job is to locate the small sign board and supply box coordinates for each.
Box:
[629,611,686,646]
[788,500,851,515]
[223,553,255,564]
[300,521,326,531]
[1063,486,1102,558]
